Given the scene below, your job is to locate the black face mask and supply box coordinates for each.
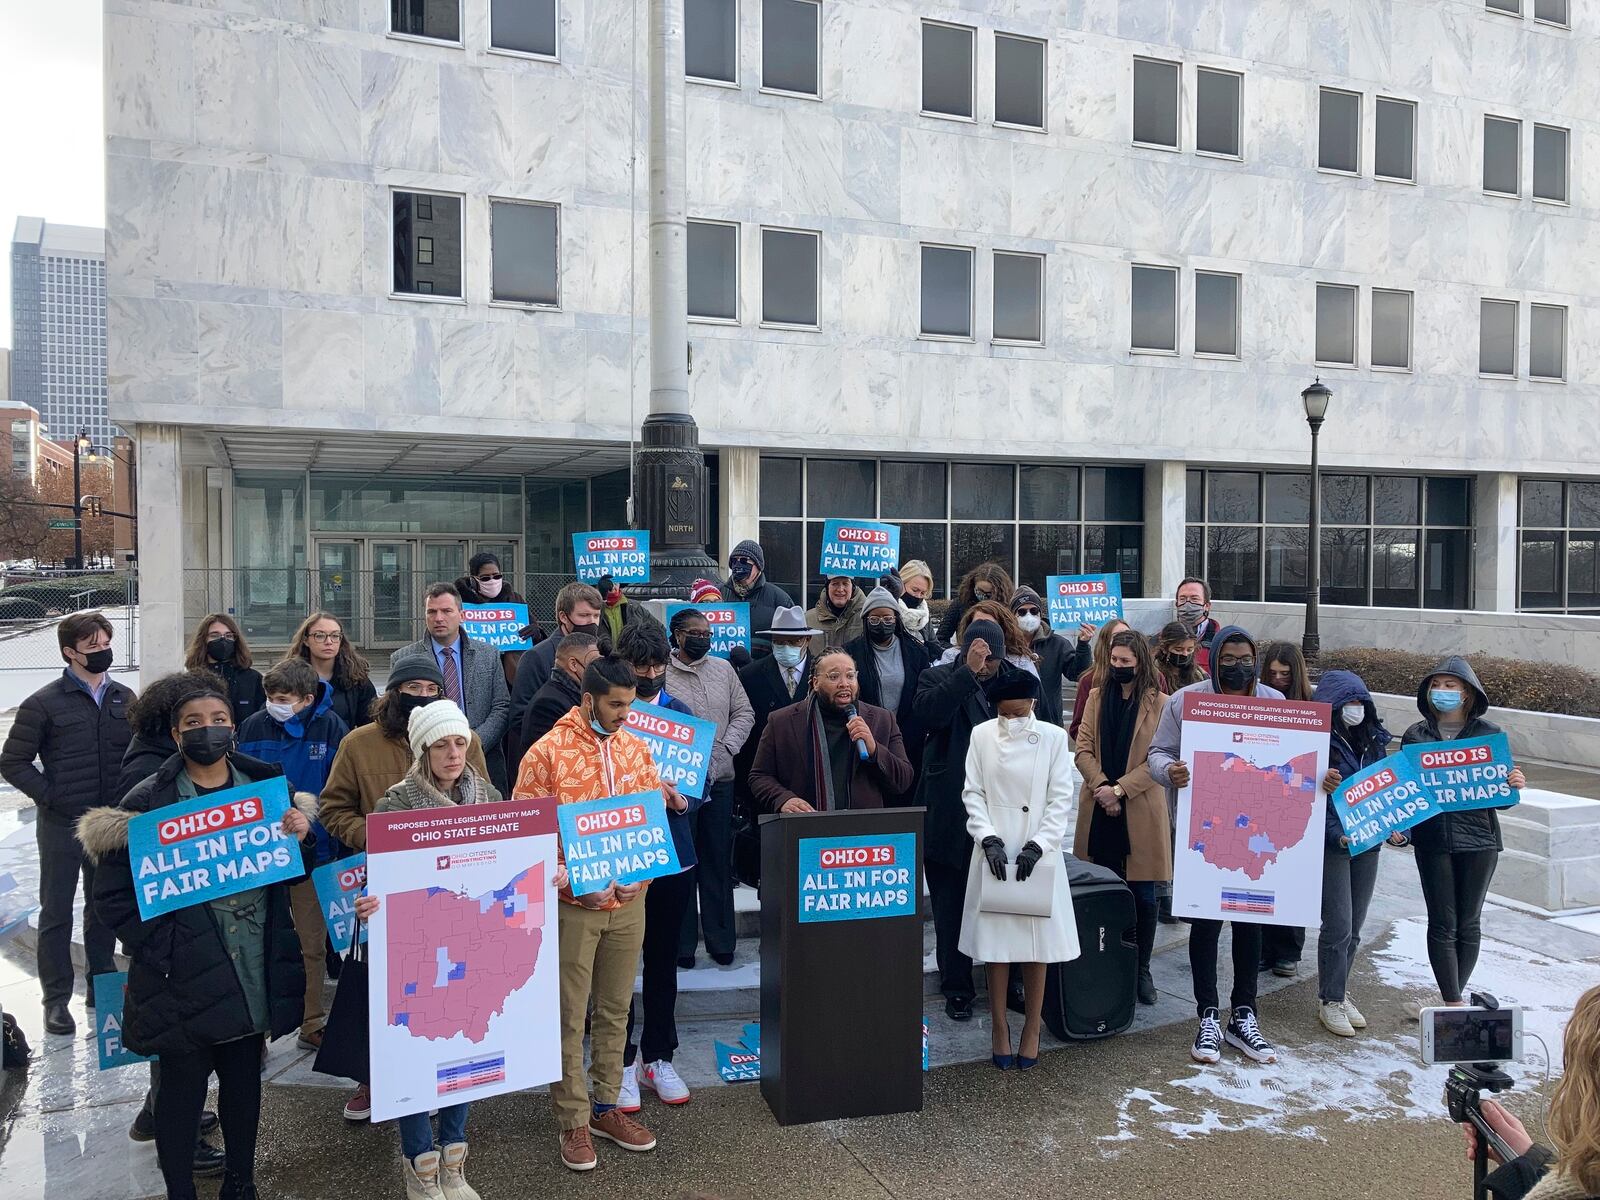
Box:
[680,634,712,662]
[902,595,923,609]
[395,692,437,722]
[866,620,897,645]
[568,622,600,640]
[1110,665,1137,685]
[80,647,114,674]
[179,726,233,766]
[1218,663,1255,692]
[205,637,236,663]
[634,673,663,699]
[1164,654,1192,671]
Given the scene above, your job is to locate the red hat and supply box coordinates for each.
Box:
[689,578,723,604]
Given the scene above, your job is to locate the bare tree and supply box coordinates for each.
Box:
[0,472,49,560]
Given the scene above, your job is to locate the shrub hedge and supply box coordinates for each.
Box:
[1318,648,1600,720]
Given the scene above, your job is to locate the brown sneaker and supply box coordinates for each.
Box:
[560,1126,597,1172]
[589,1108,657,1153]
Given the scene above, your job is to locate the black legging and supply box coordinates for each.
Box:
[155,1034,264,1200]
[1188,919,1262,1016]
[1415,849,1498,1003]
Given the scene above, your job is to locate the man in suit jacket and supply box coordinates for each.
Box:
[733,607,820,810]
[391,582,512,791]
[748,647,913,813]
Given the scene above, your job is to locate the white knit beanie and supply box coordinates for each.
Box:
[408,699,471,758]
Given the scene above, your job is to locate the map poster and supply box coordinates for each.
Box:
[93,971,151,1070]
[662,603,751,660]
[555,790,683,896]
[461,603,532,652]
[1044,573,1124,630]
[623,700,718,799]
[818,520,900,577]
[572,529,651,583]
[1172,692,1332,926]
[311,854,368,954]
[1404,733,1522,817]
[366,796,562,1123]
[1333,754,1431,855]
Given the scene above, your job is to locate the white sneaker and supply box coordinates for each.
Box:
[1342,997,1367,1029]
[1319,1000,1356,1038]
[642,1059,691,1104]
[617,1062,642,1113]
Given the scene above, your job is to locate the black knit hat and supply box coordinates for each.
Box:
[386,657,445,691]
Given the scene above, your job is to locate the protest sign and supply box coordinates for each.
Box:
[366,796,562,1122]
[1172,693,1331,925]
[556,790,683,896]
[461,603,531,652]
[624,700,718,799]
[663,603,750,660]
[1333,754,1430,855]
[1044,573,1124,629]
[740,1022,760,1052]
[1405,734,1521,817]
[0,872,37,940]
[94,972,151,1070]
[818,520,900,578]
[573,530,650,584]
[796,832,918,923]
[716,1039,761,1082]
[312,854,368,954]
[127,778,301,919]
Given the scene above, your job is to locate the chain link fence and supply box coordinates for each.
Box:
[0,570,139,672]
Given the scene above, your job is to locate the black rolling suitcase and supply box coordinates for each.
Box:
[1041,855,1137,1041]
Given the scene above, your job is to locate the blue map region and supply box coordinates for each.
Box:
[433,945,467,986]
[1248,833,1277,853]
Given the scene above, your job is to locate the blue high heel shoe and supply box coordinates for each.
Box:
[1015,1053,1039,1070]
[991,1052,1014,1070]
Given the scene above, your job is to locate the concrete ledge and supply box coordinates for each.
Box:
[1365,691,1600,771]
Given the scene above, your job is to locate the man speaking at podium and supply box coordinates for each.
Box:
[748,648,914,814]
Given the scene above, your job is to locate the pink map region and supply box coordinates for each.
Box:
[386,863,545,1043]
[1188,751,1319,881]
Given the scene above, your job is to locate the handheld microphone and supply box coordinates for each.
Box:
[844,703,870,761]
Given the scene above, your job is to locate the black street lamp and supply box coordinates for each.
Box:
[71,429,92,571]
[1301,379,1332,662]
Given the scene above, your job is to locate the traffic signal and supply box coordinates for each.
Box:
[80,495,103,517]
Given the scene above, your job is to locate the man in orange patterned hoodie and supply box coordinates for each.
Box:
[515,653,685,1173]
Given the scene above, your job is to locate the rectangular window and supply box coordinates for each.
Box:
[392,191,462,299]
[1530,304,1566,381]
[1535,0,1569,24]
[1374,97,1416,181]
[761,228,819,327]
[1479,299,1518,376]
[391,0,461,42]
[1315,283,1356,365]
[1485,0,1521,13]
[1194,271,1240,357]
[1130,264,1177,352]
[762,0,819,97]
[993,251,1044,343]
[1195,68,1242,157]
[1318,88,1361,173]
[920,245,974,339]
[1483,116,1521,195]
[490,199,559,306]
[994,34,1045,130]
[490,0,557,58]
[1370,288,1413,369]
[922,22,974,119]
[1533,124,1568,202]
[688,220,739,321]
[687,0,738,84]
[417,195,432,221]
[1133,57,1180,148]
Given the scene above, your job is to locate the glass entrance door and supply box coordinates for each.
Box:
[313,541,361,634]
[371,541,418,647]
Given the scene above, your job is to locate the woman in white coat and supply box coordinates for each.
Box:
[958,668,1079,1070]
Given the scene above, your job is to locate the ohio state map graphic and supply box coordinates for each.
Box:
[386,864,545,1043]
[1187,751,1320,881]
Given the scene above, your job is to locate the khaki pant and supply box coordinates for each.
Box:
[551,899,646,1131]
[288,879,327,1035]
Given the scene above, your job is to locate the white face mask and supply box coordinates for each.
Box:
[1341,703,1366,727]
[1016,613,1041,634]
[477,578,503,599]
[266,701,299,723]
[999,714,1033,737]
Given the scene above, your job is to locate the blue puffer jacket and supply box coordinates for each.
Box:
[237,681,350,865]
[1312,670,1393,847]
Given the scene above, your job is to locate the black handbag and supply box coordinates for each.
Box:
[312,918,369,1084]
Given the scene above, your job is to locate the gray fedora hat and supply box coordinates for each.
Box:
[761,605,824,637]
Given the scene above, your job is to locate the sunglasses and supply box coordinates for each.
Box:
[476,573,503,582]
[729,557,756,568]
[1016,607,1040,617]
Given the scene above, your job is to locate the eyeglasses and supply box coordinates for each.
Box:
[476,573,503,582]
[307,631,342,643]
[1217,655,1256,669]
[818,668,858,682]
[1016,607,1040,617]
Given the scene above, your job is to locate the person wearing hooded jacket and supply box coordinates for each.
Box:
[844,585,931,800]
[1010,586,1091,729]
[808,575,866,650]
[723,539,794,657]
[1402,655,1527,1008]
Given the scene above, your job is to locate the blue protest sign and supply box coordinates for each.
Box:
[573,530,651,583]
[623,700,718,800]
[1405,733,1521,817]
[556,790,682,896]
[740,1022,761,1053]
[1044,573,1124,629]
[94,972,151,1070]
[818,520,900,578]
[797,833,918,923]
[716,1039,761,1082]
[1333,753,1431,855]
[922,1015,930,1072]
[0,872,37,940]
[663,603,750,660]
[127,777,302,919]
[312,854,368,954]
[461,603,531,652]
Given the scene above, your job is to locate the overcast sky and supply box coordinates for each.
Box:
[1,2,104,350]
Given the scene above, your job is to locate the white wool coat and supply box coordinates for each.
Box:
[958,714,1080,965]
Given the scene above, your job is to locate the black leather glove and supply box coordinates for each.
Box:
[981,836,1008,881]
[1014,841,1044,882]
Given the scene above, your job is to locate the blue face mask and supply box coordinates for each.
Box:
[772,645,804,669]
[1430,688,1464,714]
[589,718,612,739]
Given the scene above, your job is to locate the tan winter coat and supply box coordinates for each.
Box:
[318,722,490,850]
[1072,686,1172,883]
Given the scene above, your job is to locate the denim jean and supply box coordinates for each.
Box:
[1318,843,1382,1003]
[397,1103,469,1159]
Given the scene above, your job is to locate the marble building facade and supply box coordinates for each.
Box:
[104,0,1600,667]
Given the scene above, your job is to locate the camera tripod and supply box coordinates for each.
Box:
[1446,1062,1517,1200]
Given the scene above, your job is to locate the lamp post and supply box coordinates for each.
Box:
[1300,379,1332,662]
[71,429,91,571]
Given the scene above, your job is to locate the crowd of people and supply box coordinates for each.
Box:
[0,542,1550,1198]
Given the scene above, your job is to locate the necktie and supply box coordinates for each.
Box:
[784,667,796,696]
[442,646,462,704]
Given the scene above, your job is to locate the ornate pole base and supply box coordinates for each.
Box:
[629,412,718,600]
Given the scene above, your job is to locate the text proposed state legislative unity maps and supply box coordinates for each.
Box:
[1188,751,1320,882]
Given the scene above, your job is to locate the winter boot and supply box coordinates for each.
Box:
[404,1151,446,1200]
[440,1143,481,1200]
[1135,901,1159,1005]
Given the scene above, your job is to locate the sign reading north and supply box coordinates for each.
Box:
[1044,573,1124,629]
[461,603,532,652]
[624,700,718,800]
[555,790,682,896]
[573,530,650,583]
[312,854,369,954]
[797,833,917,923]
[818,520,900,577]
[662,603,750,660]
[127,778,302,919]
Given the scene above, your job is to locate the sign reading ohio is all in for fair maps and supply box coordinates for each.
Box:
[1172,693,1332,927]
[365,798,562,1122]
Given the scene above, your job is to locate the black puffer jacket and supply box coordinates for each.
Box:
[1402,655,1505,855]
[82,752,308,1057]
[213,661,267,727]
[325,673,378,731]
[0,673,134,824]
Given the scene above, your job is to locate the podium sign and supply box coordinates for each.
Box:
[759,808,925,1125]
